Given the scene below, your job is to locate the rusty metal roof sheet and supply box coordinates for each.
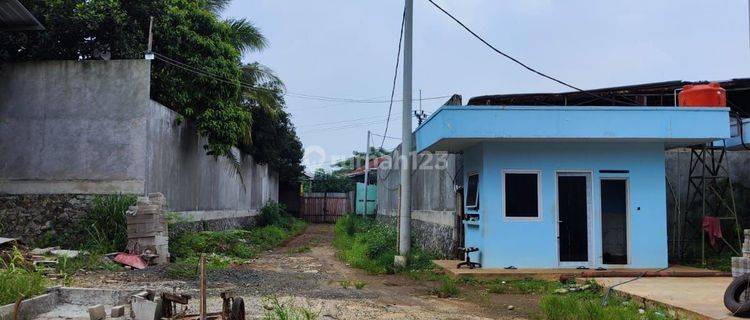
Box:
[0,0,44,31]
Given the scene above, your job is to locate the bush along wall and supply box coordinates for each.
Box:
[0,194,136,248]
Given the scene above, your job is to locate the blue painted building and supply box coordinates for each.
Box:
[414,106,730,269]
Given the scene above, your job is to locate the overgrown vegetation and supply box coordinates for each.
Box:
[0,247,47,305]
[304,169,356,193]
[1,0,304,179]
[333,214,438,274]
[76,195,136,253]
[167,201,305,279]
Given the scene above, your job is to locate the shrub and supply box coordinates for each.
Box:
[72,195,136,253]
[257,201,295,229]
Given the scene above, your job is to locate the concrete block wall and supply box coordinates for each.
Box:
[0,60,150,194]
[0,60,279,242]
[145,100,279,217]
[376,144,462,257]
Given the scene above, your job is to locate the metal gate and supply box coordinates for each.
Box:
[300,192,353,223]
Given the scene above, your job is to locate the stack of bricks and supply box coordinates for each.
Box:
[126,193,169,265]
[731,229,750,277]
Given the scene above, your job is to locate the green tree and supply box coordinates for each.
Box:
[332,147,390,175]
[308,169,355,193]
[0,0,304,181]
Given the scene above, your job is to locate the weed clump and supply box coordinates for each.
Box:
[262,296,320,320]
[0,247,47,305]
[333,214,438,274]
[539,282,673,320]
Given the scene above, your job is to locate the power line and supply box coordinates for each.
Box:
[299,116,403,134]
[155,51,450,104]
[426,0,637,106]
[381,5,407,148]
[297,114,393,128]
[370,132,401,140]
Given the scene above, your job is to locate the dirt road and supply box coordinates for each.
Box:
[76,224,540,319]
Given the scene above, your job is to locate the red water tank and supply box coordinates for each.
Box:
[678,82,726,107]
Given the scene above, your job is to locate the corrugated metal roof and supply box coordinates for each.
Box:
[0,0,44,31]
[466,78,750,117]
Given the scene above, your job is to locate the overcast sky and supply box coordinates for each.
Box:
[225,0,750,172]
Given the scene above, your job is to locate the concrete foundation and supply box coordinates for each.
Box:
[0,287,136,320]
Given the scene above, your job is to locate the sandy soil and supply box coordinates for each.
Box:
[73,224,541,319]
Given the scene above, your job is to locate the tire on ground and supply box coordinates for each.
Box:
[724,273,750,317]
[230,297,246,320]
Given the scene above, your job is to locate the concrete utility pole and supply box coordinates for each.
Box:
[363,130,370,216]
[396,0,413,267]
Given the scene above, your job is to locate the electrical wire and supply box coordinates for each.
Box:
[370,132,401,140]
[426,0,638,106]
[299,116,403,134]
[155,52,450,105]
[381,4,406,149]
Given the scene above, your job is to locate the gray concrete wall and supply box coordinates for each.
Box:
[0,60,150,194]
[0,60,280,240]
[145,101,279,217]
[376,144,461,257]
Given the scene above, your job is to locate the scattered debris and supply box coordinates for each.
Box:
[122,193,170,267]
[111,305,126,318]
[51,249,83,259]
[87,304,106,320]
[507,305,515,310]
[114,252,148,270]
[0,237,18,247]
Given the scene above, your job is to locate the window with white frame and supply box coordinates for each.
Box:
[466,173,479,210]
[504,171,541,218]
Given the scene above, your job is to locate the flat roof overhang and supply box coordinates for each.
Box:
[415,106,730,153]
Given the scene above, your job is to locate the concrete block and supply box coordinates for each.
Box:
[131,296,157,320]
[111,305,126,317]
[88,304,106,320]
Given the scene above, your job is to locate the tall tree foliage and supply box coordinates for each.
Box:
[0,0,304,180]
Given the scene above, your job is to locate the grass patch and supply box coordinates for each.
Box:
[333,214,439,274]
[540,287,673,320]
[55,253,122,285]
[0,247,48,305]
[167,202,306,279]
[262,296,320,320]
[339,280,350,289]
[485,278,561,294]
[354,281,366,290]
[432,277,460,298]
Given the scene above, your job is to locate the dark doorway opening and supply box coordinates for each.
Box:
[601,179,628,265]
[558,175,588,263]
